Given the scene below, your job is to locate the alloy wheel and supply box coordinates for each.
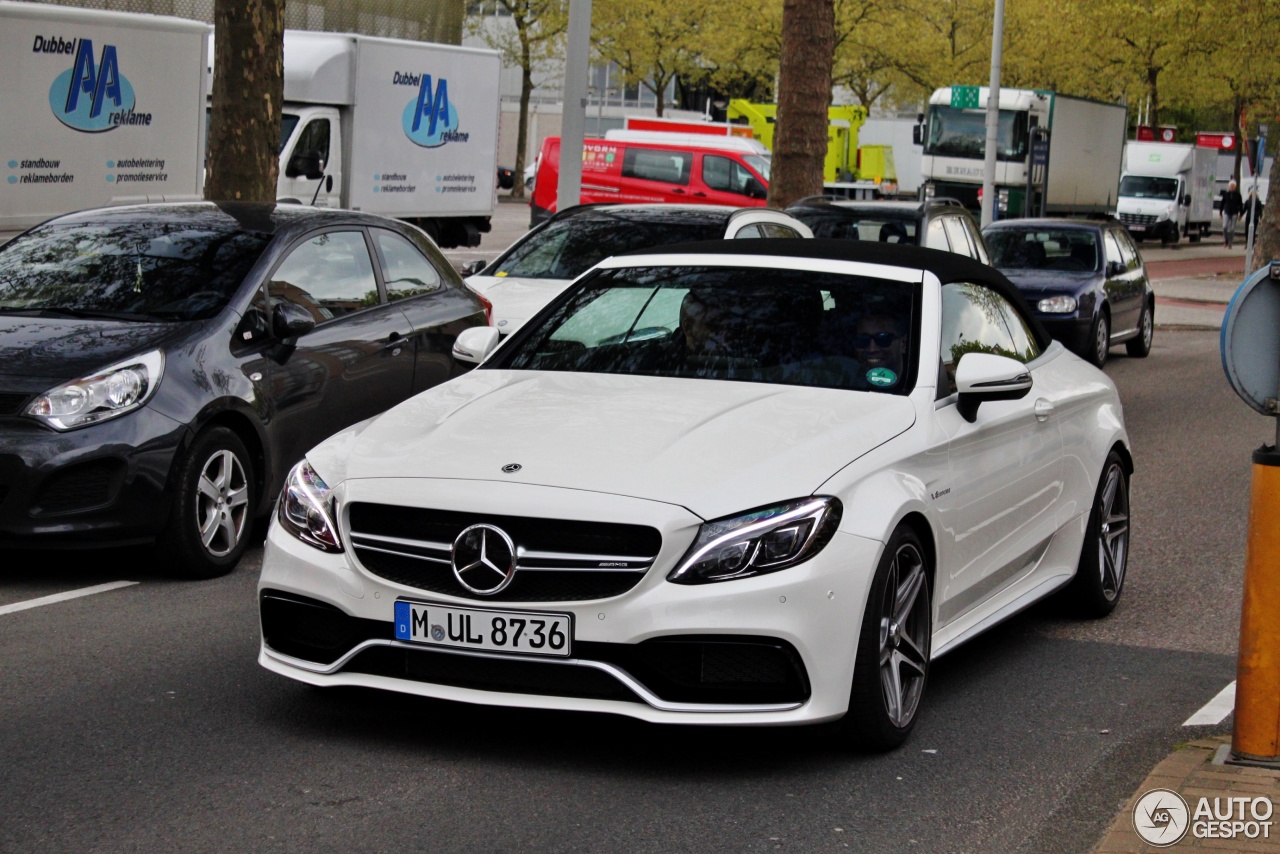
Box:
[196,449,249,557]
[878,542,930,728]
[1096,461,1130,600]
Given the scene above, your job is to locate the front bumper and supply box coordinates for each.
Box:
[1036,314,1094,356]
[0,406,187,546]
[258,478,882,726]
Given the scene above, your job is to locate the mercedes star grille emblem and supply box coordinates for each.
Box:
[502,463,522,473]
[451,523,518,595]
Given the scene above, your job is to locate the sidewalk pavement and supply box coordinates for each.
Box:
[1096,736,1280,852]
[1143,243,1253,331]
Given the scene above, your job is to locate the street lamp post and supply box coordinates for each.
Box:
[980,0,1006,228]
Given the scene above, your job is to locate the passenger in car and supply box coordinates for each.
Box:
[853,312,908,387]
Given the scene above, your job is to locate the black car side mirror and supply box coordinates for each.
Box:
[744,177,766,200]
[286,151,325,180]
[912,124,924,146]
[1182,194,1191,206]
[271,302,316,340]
[1106,260,1126,277]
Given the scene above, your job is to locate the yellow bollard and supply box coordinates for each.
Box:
[1232,445,1280,762]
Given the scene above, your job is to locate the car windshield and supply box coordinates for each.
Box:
[491,264,918,393]
[488,215,725,280]
[793,211,918,243]
[0,214,273,321]
[924,105,1029,161]
[986,228,1100,272]
[1119,175,1179,200]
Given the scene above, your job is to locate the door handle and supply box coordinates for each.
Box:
[383,332,406,356]
[1034,398,1055,422]
[670,188,686,194]
[693,192,708,198]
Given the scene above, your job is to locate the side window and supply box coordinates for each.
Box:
[1103,231,1124,269]
[942,217,976,258]
[939,282,1042,394]
[701,155,756,196]
[925,217,950,251]
[733,224,764,239]
[1114,230,1140,270]
[761,223,802,238]
[964,218,990,265]
[289,119,330,170]
[622,148,692,185]
[268,230,378,322]
[374,229,442,301]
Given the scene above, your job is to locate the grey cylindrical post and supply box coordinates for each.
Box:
[980,0,1006,227]
[557,0,592,213]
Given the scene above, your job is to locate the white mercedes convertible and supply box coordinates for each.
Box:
[259,239,1132,751]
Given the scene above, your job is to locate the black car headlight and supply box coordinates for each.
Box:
[668,497,842,584]
[26,350,164,431]
[277,460,342,552]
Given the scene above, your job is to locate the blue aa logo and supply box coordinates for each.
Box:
[48,39,136,133]
[402,75,458,148]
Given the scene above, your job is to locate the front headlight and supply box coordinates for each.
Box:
[277,460,343,552]
[668,497,842,584]
[1037,295,1078,314]
[26,350,164,431]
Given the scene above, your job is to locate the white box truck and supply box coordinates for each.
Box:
[269,31,502,248]
[1117,142,1216,243]
[916,87,1127,217]
[0,1,209,231]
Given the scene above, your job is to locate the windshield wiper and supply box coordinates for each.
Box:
[31,307,167,322]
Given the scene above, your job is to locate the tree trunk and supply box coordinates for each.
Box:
[512,64,535,201]
[770,0,834,208]
[1250,151,1280,269]
[1146,67,1159,132]
[205,0,285,203]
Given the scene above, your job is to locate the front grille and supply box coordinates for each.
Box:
[261,591,811,707]
[0,393,30,416]
[1119,213,1158,226]
[347,503,662,602]
[31,459,125,516]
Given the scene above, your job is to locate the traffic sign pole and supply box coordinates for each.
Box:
[1222,262,1280,764]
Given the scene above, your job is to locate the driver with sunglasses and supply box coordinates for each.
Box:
[852,313,907,388]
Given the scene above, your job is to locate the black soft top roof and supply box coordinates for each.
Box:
[620,238,1051,350]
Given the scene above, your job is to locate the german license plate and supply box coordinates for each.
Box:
[1129,224,1145,231]
[394,601,572,657]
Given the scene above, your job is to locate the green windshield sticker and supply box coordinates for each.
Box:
[867,367,897,387]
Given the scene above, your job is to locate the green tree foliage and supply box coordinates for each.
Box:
[466,1,568,199]
[592,0,717,117]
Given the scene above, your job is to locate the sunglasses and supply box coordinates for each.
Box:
[853,332,899,348]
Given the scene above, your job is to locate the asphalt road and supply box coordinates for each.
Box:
[1,327,1269,853]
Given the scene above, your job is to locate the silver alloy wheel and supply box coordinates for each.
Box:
[1096,461,1130,600]
[878,542,930,728]
[1140,305,1153,350]
[196,448,249,557]
[1094,313,1110,365]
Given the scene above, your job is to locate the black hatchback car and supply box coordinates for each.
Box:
[982,218,1154,367]
[785,198,991,263]
[0,203,487,577]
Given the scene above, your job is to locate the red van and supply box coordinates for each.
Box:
[529,132,772,225]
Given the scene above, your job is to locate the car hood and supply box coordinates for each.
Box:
[0,317,193,390]
[1000,270,1097,296]
[309,370,917,520]
[465,274,574,333]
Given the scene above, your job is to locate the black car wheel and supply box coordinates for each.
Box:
[1066,451,1130,617]
[1087,310,1110,367]
[1126,300,1154,358]
[834,525,932,752]
[158,426,255,579]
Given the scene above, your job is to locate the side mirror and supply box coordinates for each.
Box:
[286,151,325,180]
[1106,260,1126,277]
[912,124,924,146]
[1181,194,1191,206]
[271,301,316,340]
[955,352,1033,422]
[452,326,501,365]
[462,259,487,277]
[744,177,767,199]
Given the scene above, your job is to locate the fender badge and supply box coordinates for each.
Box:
[502,463,522,473]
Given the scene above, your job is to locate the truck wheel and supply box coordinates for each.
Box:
[1188,225,1201,243]
[1160,226,1176,246]
[156,426,256,579]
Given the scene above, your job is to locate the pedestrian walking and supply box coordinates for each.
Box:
[1243,186,1264,234]
[1220,180,1244,248]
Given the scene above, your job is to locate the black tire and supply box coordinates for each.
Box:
[834,525,932,752]
[1065,451,1130,618]
[1125,300,1154,358]
[1087,310,1110,368]
[157,426,256,579]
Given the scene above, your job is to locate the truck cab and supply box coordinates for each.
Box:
[278,106,342,208]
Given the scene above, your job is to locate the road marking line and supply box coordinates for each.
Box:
[0,581,139,616]
[1183,681,1236,726]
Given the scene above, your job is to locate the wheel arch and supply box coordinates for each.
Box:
[174,402,271,516]
[896,511,938,596]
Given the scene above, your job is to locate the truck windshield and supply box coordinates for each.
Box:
[1119,175,1178,200]
[280,114,300,155]
[924,106,1029,161]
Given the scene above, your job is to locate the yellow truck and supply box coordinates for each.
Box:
[726,99,896,195]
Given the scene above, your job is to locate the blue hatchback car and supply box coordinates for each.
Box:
[982,218,1154,367]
